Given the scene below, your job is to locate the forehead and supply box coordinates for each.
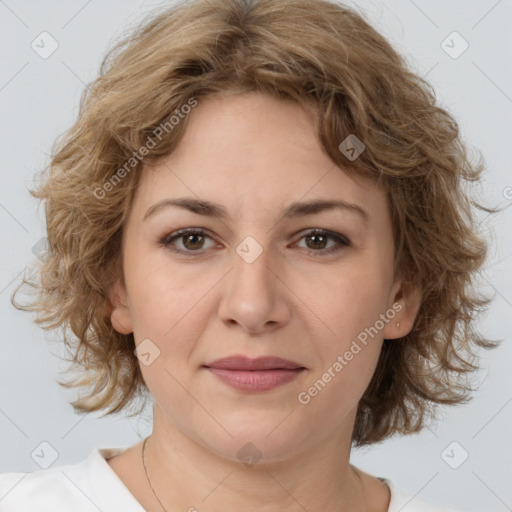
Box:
[130,92,387,224]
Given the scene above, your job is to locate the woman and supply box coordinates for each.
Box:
[1,0,498,510]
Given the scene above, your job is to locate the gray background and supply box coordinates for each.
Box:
[0,0,511,510]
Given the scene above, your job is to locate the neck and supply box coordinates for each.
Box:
[141,405,374,512]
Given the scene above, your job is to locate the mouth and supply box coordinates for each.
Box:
[202,355,306,392]
[202,355,305,371]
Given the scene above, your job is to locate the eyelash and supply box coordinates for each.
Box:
[159,228,350,258]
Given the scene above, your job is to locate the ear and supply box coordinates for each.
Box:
[382,276,422,340]
[108,277,134,335]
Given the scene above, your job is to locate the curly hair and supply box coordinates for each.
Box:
[12,0,500,446]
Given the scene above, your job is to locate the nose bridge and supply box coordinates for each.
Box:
[231,233,278,296]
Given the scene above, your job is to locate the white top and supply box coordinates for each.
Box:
[0,446,460,511]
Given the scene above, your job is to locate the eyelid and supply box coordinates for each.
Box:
[160,227,217,250]
[160,227,350,255]
[295,227,350,245]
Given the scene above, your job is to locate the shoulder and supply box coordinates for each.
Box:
[0,463,98,511]
[385,479,462,512]
[0,446,143,511]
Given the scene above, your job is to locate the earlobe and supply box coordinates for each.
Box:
[109,278,134,335]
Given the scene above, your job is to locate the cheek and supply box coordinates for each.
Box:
[304,260,389,402]
[129,267,218,368]
[316,263,390,343]
[300,325,384,424]
[125,251,206,331]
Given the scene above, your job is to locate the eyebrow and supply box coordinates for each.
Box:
[143,197,369,223]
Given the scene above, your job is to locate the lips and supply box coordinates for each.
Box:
[203,355,305,371]
[202,355,306,392]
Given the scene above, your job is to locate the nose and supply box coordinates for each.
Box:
[217,236,291,334]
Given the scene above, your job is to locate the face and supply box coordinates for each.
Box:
[110,91,420,463]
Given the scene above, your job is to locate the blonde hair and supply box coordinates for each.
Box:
[12,0,500,446]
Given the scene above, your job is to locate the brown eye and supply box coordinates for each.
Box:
[295,229,350,257]
[161,228,216,253]
[305,232,328,250]
[160,227,349,258]
[181,232,205,250]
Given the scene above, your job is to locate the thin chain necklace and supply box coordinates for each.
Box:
[142,436,369,512]
[142,436,169,512]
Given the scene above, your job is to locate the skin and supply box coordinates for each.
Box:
[107,91,421,511]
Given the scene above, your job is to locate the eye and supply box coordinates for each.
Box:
[293,228,350,257]
[160,228,216,253]
[159,227,350,257]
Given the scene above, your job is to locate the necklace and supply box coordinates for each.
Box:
[142,436,168,511]
[142,436,369,512]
